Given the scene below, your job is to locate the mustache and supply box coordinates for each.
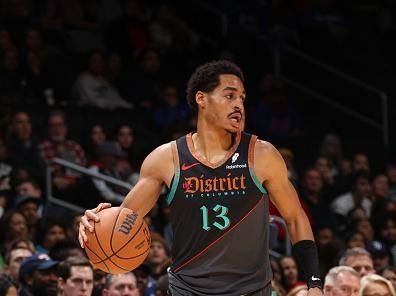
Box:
[228,110,243,117]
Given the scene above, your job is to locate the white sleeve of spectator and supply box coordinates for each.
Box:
[89,167,124,204]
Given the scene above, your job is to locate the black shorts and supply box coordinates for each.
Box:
[167,282,272,296]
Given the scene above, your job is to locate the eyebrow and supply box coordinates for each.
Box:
[222,87,246,96]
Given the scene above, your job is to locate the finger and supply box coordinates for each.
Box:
[96,203,112,212]
[78,233,85,248]
[85,210,100,223]
[81,216,94,232]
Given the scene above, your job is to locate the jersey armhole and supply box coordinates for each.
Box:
[166,141,180,205]
[248,135,268,195]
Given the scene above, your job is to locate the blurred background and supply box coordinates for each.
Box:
[0,0,396,295]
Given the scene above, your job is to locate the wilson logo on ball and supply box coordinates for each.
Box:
[118,213,138,235]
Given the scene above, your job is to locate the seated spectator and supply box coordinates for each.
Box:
[360,274,395,296]
[372,173,391,201]
[147,232,170,280]
[39,110,87,200]
[366,240,393,274]
[152,84,189,134]
[73,50,133,110]
[352,153,370,174]
[323,266,360,296]
[331,171,372,223]
[0,209,28,253]
[102,272,140,296]
[84,124,107,161]
[386,161,396,200]
[339,247,375,278]
[319,133,343,178]
[155,274,168,296]
[381,266,396,290]
[56,256,94,296]
[114,124,138,179]
[19,253,58,296]
[279,256,305,292]
[344,231,366,249]
[65,213,83,245]
[0,138,12,217]
[49,240,85,262]
[35,218,67,254]
[133,263,156,296]
[3,245,33,281]
[88,142,130,205]
[6,111,44,180]
[14,195,41,241]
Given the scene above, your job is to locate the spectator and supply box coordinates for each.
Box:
[3,245,33,281]
[366,240,393,274]
[339,247,375,277]
[331,171,372,220]
[0,274,18,296]
[114,124,138,179]
[49,240,85,262]
[73,50,133,110]
[133,263,156,296]
[344,231,366,249]
[352,153,370,174]
[381,266,396,290]
[279,256,305,291]
[6,111,43,179]
[152,84,189,134]
[35,218,66,254]
[56,256,94,296]
[279,148,298,186]
[0,209,28,253]
[39,110,87,199]
[87,142,130,205]
[65,213,83,246]
[323,266,360,296]
[102,272,139,296]
[147,232,170,280]
[155,274,168,296]
[360,274,395,296]
[0,28,14,54]
[85,124,107,161]
[299,168,336,230]
[0,138,12,216]
[386,161,396,200]
[372,174,391,201]
[319,133,343,177]
[19,252,58,296]
[14,195,41,240]
[105,0,149,58]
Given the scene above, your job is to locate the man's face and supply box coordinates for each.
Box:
[280,257,298,286]
[353,154,369,172]
[354,177,371,198]
[372,175,390,197]
[344,255,374,277]
[103,274,139,296]
[303,169,323,194]
[32,268,58,296]
[6,248,33,279]
[48,115,67,143]
[19,201,39,226]
[201,74,245,134]
[325,271,360,296]
[59,266,93,296]
[16,182,41,198]
[12,112,31,141]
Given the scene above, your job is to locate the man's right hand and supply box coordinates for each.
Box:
[78,203,112,248]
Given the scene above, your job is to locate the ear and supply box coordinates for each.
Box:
[57,277,65,292]
[324,286,331,294]
[195,91,206,109]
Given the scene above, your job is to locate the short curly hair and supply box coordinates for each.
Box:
[186,60,244,111]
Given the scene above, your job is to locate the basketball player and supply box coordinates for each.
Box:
[79,61,323,296]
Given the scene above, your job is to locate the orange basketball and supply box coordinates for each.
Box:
[84,207,151,274]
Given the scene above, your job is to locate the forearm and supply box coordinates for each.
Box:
[286,208,314,244]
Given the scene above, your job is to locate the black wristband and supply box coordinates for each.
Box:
[292,240,323,290]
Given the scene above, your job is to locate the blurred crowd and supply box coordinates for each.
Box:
[0,0,395,295]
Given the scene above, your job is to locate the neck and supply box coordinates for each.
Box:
[194,119,237,163]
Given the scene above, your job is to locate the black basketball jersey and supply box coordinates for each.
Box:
[166,132,272,296]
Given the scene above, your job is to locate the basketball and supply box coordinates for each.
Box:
[84,207,151,274]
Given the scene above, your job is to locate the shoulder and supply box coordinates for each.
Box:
[253,139,281,160]
[140,142,174,183]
